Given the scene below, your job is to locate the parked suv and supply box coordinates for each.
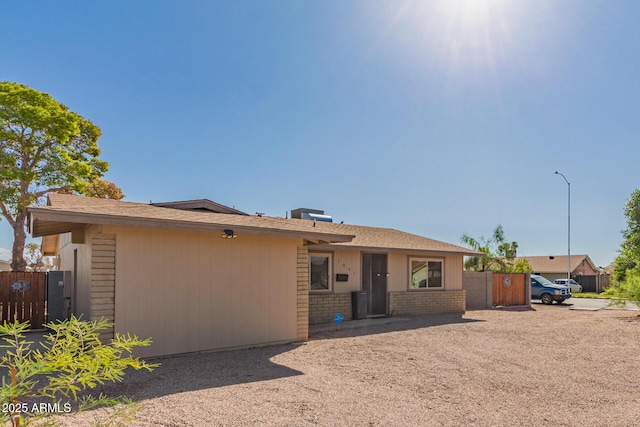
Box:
[531,274,571,304]
[554,278,583,293]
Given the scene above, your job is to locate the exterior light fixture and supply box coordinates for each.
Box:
[221,229,237,239]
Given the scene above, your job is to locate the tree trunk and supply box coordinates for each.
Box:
[10,211,27,272]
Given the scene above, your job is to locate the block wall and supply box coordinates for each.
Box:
[297,245,309,340]
[309,293,353,325]
[462,271,493,310]
[388,290,465,316]
[90,233,116,340]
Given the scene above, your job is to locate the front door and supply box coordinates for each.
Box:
[362,253,388,316]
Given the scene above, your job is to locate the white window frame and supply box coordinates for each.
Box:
[309,252,332,292]
[408,257,445,290]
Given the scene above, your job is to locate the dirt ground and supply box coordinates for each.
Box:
[47,305,640,426]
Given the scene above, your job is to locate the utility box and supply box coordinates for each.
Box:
[47,271,68,323]
[352,291,368,320]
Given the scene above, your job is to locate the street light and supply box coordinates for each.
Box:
[554,171,570,280]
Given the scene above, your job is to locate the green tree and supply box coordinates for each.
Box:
[0,81,119,271]
[613,188,640,283]
[609,189,640,307]
[461,225,532,273]
[24,242,48,272]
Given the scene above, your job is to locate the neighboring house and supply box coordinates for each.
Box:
[516,254,599,282]
[0,259,11,271]
[28,194,479,358]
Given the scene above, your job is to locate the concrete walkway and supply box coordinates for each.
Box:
[309,316,409,335]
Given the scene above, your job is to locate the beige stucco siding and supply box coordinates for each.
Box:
[387,252,407,292]
[332,249,361,292]
[104,225,300,358]
[320,251,463,292]
[575,259,598,276]
[444,255,463,291]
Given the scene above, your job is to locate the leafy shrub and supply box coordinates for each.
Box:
[0,316,158,426]
[604,267,640,307]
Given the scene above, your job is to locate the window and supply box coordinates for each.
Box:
[409,257,444,289]
[309,253,332,291]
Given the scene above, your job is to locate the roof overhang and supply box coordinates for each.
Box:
[41,235,59,256]
[28,208,354,244]
[308,243,483,257]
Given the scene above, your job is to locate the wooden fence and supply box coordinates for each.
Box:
[0,272,46,329]
[492,273,526,306]
[575,275,611,293]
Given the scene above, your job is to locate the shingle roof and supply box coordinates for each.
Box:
[307,221,480,255]
[150,199,247,215]
[516,255,596,273]
[28,194,480,256]
[29,194,354,243]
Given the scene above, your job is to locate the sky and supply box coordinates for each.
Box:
[1,0,639,268]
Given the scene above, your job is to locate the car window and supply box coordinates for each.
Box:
[534,276,554,286]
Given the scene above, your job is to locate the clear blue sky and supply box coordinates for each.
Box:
[2,0,639,267]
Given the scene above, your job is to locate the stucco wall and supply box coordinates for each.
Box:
[307,250,466,323]
[100,225,301,358]
[574,258,598,276]
[331,250,361,293]
[324,251,464,293]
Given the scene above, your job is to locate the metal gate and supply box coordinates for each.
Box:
[492,273,526,306]
[0,272,46,329]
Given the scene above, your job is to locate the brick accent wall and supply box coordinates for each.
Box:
[90,233,116,339]
[388,290,465,316]
[297,245,309,340]
[309,293,353,325]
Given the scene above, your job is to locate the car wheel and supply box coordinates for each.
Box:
[541,293,554,305]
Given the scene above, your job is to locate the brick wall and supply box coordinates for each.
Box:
[297,245,309,340]
[90,233,116,340]
[309,293,353,325]
[388,290,465,316]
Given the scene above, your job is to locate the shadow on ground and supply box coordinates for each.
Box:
[4,312,488,405]
[309,312,485,342]
[76,342,305,402]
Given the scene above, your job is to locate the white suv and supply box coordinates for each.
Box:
[554,278,583,293]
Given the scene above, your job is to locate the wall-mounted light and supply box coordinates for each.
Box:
[221,229,237,239]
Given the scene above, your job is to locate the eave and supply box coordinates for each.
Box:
[28,208,354,243]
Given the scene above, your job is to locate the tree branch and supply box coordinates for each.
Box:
[28,136,56,169]
[33,187,67,199]
[0,200,16,228]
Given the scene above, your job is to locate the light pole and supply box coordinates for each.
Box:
[554,171,570,280]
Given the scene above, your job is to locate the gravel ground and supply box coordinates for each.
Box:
[48,305,640,426]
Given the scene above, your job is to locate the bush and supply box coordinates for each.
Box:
[605,268,640,307]
[0,316,158,426]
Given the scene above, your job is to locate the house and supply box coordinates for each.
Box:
[518,254,609,292]
[0,259,10,271]
[28,194,479,357]
[517,254,599,282]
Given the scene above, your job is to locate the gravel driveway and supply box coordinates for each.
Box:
[51,305,640,426]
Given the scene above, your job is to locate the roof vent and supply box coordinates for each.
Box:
[291,208,333,223]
